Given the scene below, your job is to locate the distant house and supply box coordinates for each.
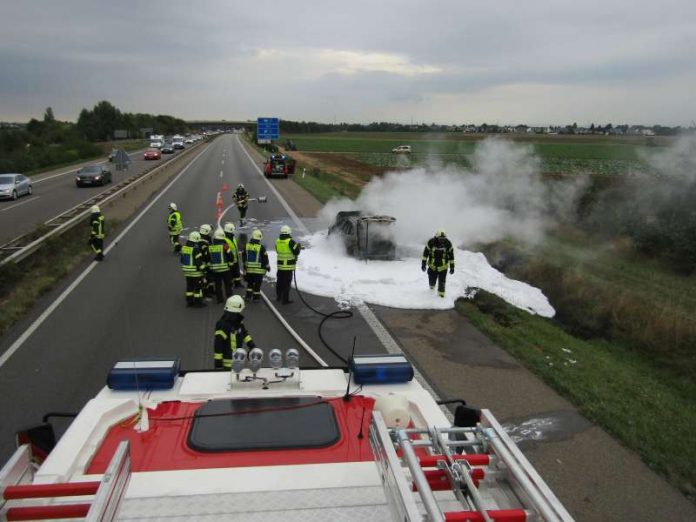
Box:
[514,124,528,133]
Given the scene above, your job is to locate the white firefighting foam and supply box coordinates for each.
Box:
[267,232,555,317]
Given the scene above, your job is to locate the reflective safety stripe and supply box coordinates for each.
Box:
[209,243,229,272]
[275,238,296,271]
[215,329,228,340]
[245,243,265,274]
[224,237,238,264]
[91,215,105,239]
[214,353,223,360]
[223,359,232,368]
[181,245,203,276]
[168,211,182,234]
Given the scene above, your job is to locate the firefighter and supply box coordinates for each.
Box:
[275,225,301,304]
[422,230,455,298]
[180,230,206,307]
[223,222,242,287]
[89,205,105,261]
[167,203,183,253]
[214,295,256,369]
[209,228,233,304]
[199,224,215,298]
[242,228,269,301]
[233,183,249,225]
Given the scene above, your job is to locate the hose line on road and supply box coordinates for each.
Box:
[292,271,352,366]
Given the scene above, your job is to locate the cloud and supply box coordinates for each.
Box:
[1,0,695,123]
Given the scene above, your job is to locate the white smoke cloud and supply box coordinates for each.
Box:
[319,138,581,248]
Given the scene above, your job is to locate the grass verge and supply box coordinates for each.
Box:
[457,292,696,501]
[0,222,108,337]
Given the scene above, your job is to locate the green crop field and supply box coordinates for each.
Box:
[283,132,657,175]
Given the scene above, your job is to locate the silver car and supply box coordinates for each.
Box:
[0,173,33,200]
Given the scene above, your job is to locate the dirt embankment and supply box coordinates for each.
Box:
[284,148,385,191]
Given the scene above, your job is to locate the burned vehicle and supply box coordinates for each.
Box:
[328,211,396,260]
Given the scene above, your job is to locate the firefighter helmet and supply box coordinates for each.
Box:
[168,202,177,211]
[225,294,245,313]
[436,229,446,238]
[280,225,292,235]
[90,205,100,213]
[223,222,236,234]
[199,224,212,236]
[237,183,245,191]
[252,229,263,240]
[213,228,225,240]
[188,231,201,242]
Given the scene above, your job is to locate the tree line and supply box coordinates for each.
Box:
[0,102,187,173]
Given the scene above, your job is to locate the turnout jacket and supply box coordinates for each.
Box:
[242,239,269,274]
[90,213,105,239]
[180,240,205,277]
[422,236,455,272]
[214,311,255,368]
[167,210,182,234]
[275,234,301,271]
[233,189,249,208]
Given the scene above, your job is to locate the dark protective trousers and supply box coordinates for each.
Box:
[276,270,294,303]
[185,276,204,306]
[238,205,248,220]
[212,271,233,304]
[245,273,263,300]
[169,233,181,253]
[427,268,447,297]
[230,262,242,287]
[89,237,104,260]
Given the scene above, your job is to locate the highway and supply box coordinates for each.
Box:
[0,135,388,463]
[0,147,186,246]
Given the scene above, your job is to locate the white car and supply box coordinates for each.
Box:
[0,173,33,200]
[392,145,412,153]
[150,140,163,149]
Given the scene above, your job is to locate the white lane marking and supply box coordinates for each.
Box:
[0,144,211,370]
[221,159,224,166]
[0,196,41,212]
[235,136,427,377]
[219,170,223,178]
[235,136,309,235]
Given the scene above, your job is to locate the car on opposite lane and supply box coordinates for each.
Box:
[0,173,33,200]
[75,165,112,187]
[144,148,162,160]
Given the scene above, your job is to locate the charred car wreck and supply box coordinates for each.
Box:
[329,211,396,260]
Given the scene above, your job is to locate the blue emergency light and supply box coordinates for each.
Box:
[107,359,180,391]
[349,354,414,385]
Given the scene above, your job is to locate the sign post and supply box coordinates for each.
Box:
[256,117,280,144]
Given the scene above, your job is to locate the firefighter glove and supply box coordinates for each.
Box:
[421,262,426,272]
[449,265,455,275]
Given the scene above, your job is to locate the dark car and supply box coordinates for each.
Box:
[161,142,175,154]
[0,173,33,200]
[75,165,112,187]
[328,211,396,260]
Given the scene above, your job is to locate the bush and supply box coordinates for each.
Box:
[466,289,518,327]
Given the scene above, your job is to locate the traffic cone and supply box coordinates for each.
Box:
[216,192,224,222]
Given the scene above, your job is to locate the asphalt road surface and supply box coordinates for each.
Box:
[0,147,186,245]
[0,135,387,463]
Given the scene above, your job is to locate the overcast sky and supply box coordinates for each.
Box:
[1,0,695,125]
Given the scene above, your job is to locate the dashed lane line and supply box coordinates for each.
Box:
[0,144,211,370]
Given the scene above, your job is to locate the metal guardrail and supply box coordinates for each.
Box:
[0,141,207,267]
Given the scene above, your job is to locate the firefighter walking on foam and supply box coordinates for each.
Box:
[242,228,269,301]
[422,230,455,298]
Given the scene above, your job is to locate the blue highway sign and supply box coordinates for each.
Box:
[257,117,280,142]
